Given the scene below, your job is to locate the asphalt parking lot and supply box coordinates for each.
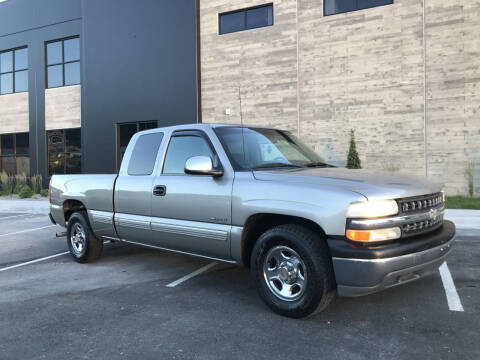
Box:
[0,212,478,360]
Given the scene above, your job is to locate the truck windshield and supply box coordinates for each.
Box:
[214,127,330,171]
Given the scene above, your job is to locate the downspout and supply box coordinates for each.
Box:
[295,0,300,137]
[423,0,428,177]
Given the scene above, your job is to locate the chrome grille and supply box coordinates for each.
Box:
[397,192,443,214]
[397,192,444,237]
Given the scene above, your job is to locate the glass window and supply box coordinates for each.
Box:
[14,70,28,93]
[127,133,164,176]
[220,4,273,34]
[47,65,63,88]
[15,133,29,155]
[214,127,329,171]
[0,132,30,175]
[117,122,158,170]
[65,62,80,85]
[1,73,13,94]
[47,129,82,175]
[66,128,81,152]
[220,12,245,34]
[246,6,273,29]
[14,48,28,71]
[163,135,214,175]
[324,0,392,16]
[64,38,80,62]
[0,51,13,73]
[1,134,14,156]
[46,37,80,88]
[47,42,62,65]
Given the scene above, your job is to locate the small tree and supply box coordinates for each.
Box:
[347,129,361,169]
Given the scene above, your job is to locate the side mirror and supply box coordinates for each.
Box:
[185,156,223,177]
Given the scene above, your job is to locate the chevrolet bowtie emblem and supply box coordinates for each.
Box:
[429,208,438,220]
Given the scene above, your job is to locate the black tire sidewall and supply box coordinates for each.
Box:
[251,226,329,318]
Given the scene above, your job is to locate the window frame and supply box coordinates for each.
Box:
[45,36,80,89]
[323,0,393,16]
[161,130,222,176]
[219,3,274,35]
[0,46,28,95]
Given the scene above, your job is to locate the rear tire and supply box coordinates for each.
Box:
[67,211,103,263]
[251,224,336,318]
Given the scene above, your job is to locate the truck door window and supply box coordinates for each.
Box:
[162,135,214,175]
[127,132,164,176]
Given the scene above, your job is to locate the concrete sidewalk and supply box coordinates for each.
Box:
[0,198,477,231]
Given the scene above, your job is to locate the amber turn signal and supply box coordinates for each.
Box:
[346,227,401,242]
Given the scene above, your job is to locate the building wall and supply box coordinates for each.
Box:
[0,93,29,133]
[0,0,199,177]
[199,0,480,196]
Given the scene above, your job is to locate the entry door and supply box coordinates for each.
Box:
[151,131,233,259]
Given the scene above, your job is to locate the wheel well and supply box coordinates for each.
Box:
[63,200,86,223]
[241,214,327,267]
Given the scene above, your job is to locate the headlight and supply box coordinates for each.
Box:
[441,190,445,203]
[346,227,401,243]
[346,200,399,218]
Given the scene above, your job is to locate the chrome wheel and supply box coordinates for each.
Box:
[70,223,86,256]
[263,246,307,301]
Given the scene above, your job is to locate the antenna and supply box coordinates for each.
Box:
[238,86,247,167]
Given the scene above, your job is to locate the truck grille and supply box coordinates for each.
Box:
[397,192,444,237]
[397,192,443,214]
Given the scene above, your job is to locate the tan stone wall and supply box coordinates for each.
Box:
[425,0,480,195]
[45,84,81,130]
[200,0,480,195]
[0,92,29,134]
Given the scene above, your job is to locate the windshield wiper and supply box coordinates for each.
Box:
[252,163,304,170]
[304,162,335,168]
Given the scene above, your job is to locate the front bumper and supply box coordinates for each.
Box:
[328,220,455,297]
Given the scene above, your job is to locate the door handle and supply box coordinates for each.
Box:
[153,185,166,196]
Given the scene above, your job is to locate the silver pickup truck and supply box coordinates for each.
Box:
[49,124,455,318]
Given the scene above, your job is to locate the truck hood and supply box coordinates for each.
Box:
[253,167,442,200]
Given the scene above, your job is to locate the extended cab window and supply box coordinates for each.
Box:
[127,132,163,175]
[162,135,214,175]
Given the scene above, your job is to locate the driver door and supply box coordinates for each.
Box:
[150,130,233,259]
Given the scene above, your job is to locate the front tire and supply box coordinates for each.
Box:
[251,224,336,318]
[67,211,103,263]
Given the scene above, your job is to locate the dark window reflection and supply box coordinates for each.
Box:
[47,129,82,175]
[0,132,29,175]
[220,4,273,34]
[325,0,392,15]
[246,6,273,29]
[46,37,80,88]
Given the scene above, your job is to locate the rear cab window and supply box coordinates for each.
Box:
[127,132,164,176]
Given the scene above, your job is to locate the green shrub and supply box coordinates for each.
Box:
[18,185,34,199]
[31,174,43,194]
[40,189,49,197]
[465,162,475,197]
[14,173,27,194]
[346,129,362,169]
[0,171,13,195]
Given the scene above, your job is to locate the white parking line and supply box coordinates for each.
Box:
[0,251,69,273]
[166,262,218,287]
[0,214,34,220]
[439,262,464,312]
[0,225,57,238]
